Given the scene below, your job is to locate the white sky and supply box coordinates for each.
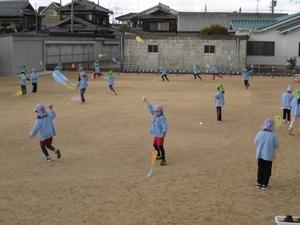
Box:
[2,0,300,15]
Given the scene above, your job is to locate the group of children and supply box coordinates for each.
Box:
[18,64,39,95]
[25,61,300,190]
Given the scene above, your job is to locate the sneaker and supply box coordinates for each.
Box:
[261,185,269,190]
[156,156,162,160]
[56,150,61,159]
[256,184,262,189]
[288,130,293,135]
[44,156,52,161]
[160,160,167,166]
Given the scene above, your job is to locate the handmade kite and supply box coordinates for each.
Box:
[274,115,283,128]
[14,90,23,97]
[112,57,120,64]
[136,35,144,44]
[52,70,75,90]
[147,151,158,177]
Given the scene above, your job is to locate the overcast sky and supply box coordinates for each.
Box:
[3,0,300,15]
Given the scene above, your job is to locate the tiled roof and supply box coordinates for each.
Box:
[58,0,112,14]
[231,19,274,30]
[0,1,35,17]
[115,13,137,21]
[177,12,286,32]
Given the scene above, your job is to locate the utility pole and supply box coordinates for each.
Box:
[271,0,277,13]
[35,3,38,33]
[71,0,74,33]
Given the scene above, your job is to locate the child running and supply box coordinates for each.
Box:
[242,68,251,89]
[143,97,168,166]
[77,70,88,104]
[160,65,169,82]
[288,88,300,135]
[211,64,223,80]
[281,85,294,124]
[104,70,117,95]
[214,83,225,122]
[19,71,27,95]
[193,64,202,80]
[31,68,38,93]
[93,60,102,79]
[29,104,61,161]
[254,118,279,190]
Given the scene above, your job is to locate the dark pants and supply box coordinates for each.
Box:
[216,106,222,121]
[153,144,166,161]
[109,85,116,94]
[21,85,26,95]
[212,73,223,80]
[32,83,37,92]
[257,158,273,186]
[80,88,86,103]
[244,80,249,89]
[193,73,201,80]
[161,74,169,81]
[40,137,56,157]
[283,109,291,122]
[93,72,102,79]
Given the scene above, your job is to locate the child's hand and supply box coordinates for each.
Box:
[142,96,148,104]
[49,104,53,110]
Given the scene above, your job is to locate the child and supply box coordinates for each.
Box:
[19,63,30,80]
[214,83,225,122]
[143,97,168,166]
[29,104,61,161]
[55,63,62,72]
[254,118,279,189]
[211,64,223,80]
[19,72,27,95]
[242,68,251,89]
[94,61,102,79]
[193,64,202,80]
[160,65,169,82]
[31,68,38,93]
[77,70,88,103]
[281,85,294,124]
[288,88,300,135]
[104,70,117,95]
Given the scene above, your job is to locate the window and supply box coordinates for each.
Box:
[148,45,158,53]
[247,41,275,56]
[48,10,57,17]
[204,45,215,54]
[149,22,170,31]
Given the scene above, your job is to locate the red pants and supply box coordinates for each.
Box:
[40,137,53,148]
[153,137,164,146]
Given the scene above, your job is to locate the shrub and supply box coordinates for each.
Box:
[201,24,228,35]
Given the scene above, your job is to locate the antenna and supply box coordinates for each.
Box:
[205,4,207,12]
[256,0,259,13]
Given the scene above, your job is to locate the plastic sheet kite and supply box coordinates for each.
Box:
[147,151,158,177]
[136,35,144,44]
[274,115,283,128]
[15,90,23,96]
[112,57,120,65]
[52,70,75,90]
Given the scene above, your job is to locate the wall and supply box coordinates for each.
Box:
[247,29,300,67]
[124,34,247,72]
[0,36,13,75]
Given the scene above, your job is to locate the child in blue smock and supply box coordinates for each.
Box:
[19,72,27,95]
[160,65,169,82]
[211,64,223,80]
[31,68,38,93]
[77,71,88,103]
[93,61,102,79]
[143,97,168,166]
[242,68,251,89]
[281,85,294,124]
[104,70,117,95]
[193,64,201,80]
[29,104,61,161]
[214,83,225,122]
[254,118,279,189]
[288,88,300,135]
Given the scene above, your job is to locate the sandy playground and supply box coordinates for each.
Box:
[0,73,299,225]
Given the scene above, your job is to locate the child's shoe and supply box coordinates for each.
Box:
[44,156,52,161]
[261,185,269,190]
[55,150,61,159]
[156,156,162,160]
[160,160,167,166]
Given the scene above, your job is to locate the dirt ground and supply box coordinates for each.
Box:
[0,72,299,225]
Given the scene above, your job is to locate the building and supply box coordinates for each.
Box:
[246,13,300,70]
[0,1,40,33]
[48,0,113,35]
[39,2,62,29]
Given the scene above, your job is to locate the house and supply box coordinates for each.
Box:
[48,0,113,35]
[246,13,300,70]
[39,2,62,29]
[0,1,40,33]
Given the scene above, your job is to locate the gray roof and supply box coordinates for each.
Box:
[0,1,35,17]
[115,13,137,21]
[59,0,112,14]
[177,12,287,32]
